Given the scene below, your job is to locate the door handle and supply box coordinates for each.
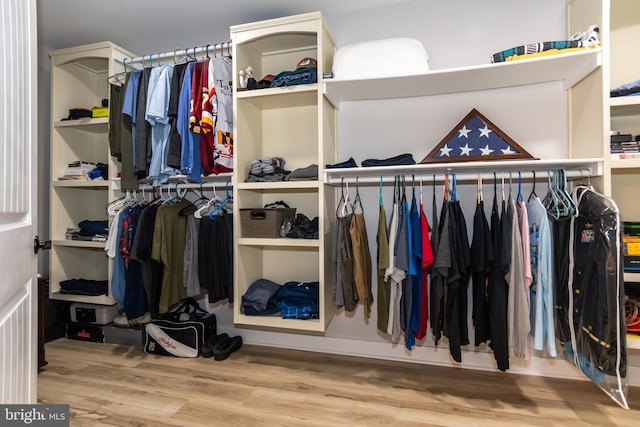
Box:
[33,236,51,254]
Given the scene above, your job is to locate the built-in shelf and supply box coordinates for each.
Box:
[323,158,604,185]
[324,48,602,107]
[53,117,109,132]
[53,180,110,188]
[624,272,640,282]
[610,96,640,117]
[610,158,640,169]
[234,313,323,332]
[53,240,105,249]
[628,336,640,350]
[49,291,114,305]
[237,181,321,191]
[237,85,319,109]
[238,238,320,247]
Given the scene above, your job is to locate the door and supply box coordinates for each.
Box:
[0,0,39,403]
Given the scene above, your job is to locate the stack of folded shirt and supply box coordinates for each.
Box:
[241,279,282,316]
[66,220,109,242]
[285,164,318,181]
[59,278,108,296]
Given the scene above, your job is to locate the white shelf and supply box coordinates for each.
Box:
[53,180,110,188]
[49,291,114,305]
[628,336,640,350]
[610,158,640,169]
[238,238,320,247]
[234,313,324,332]
[323,48,602,107]
[237,181,321,191]
[610,96,640,117]
[624,272,640,282]
[237,85,319,109]
[323,158,604,185]
[53,117,109,132]
[53,240,105,249]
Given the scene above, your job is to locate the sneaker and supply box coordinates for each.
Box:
[112,313,129,328]
[128,312,152,326]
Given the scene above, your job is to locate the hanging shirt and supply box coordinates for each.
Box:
[527,197,557,357]
[376,199,390,334]
[408,193,422,346]
[147,64,177,186]
[209,57,234,173]
[385,192,402,338]
[507,198,529,359]
[350,212,373,319]
[488,192,509,372]
[167,62,188,169]
[121,70,142,170]
[416,199,433,340]
[517,198,533,360]
[177,62,203,182]
[471,199,493,346]
[134,68,152,178]
[431,201,450,345]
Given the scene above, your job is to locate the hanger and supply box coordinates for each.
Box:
[477,173,483,204]
[379,176,383,207]
[528,171,537,202]
[194,184,221,219]
[352,177,364,214]
[209,180,233,220]
[542,170,561,220]
[336,177,346,218]
[340,180,352,217]
[517,171,524,203]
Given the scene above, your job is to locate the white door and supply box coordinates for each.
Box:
[0,0,39,403]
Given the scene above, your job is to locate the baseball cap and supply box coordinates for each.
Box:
[296,57,317,69]
[255,74,274,89]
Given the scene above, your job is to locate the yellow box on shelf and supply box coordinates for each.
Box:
[92,107,109,118]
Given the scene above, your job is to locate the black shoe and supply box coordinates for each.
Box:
[201,333,229,358]
[213,335,243,361]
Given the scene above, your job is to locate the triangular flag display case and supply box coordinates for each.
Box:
[421,108,537,163]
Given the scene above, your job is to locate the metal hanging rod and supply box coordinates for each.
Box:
[124,41,233,68]
[325,169,593,186]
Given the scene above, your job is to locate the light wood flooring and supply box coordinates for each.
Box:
[38,338,640,426]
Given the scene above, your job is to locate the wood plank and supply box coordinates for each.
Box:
[38,339,640,426]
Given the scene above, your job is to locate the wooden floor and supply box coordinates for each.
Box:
[38,338,640,427]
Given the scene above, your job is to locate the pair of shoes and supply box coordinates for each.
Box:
[201,333,229,358]
[212,335,243,361]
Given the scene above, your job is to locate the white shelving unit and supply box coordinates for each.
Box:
[231,12,337,332]
[48,41,135,305]
[324,48,602,107]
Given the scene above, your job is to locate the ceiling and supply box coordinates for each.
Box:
[36,0,412,56]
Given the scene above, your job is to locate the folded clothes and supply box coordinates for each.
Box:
[59,278,108,296]
[270,67,317,88]
[611,79,640,97]
[285,164,318,181]
[326,157,358,169]
[361,153,416,167]
[78,220,109,235]
[241,278,281,313]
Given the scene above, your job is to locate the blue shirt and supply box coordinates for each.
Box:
[177,62,203,182]
[122,70,142,169]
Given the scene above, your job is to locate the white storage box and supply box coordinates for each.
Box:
[70,303,118,325]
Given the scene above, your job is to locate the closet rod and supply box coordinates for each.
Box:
[125,41,233,67]
[325,169,592,186]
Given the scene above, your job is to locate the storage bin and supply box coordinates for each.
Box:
[240,208,296,238]
[67,322,104,342]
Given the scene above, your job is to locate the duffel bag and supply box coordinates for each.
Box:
[143,298,216,357]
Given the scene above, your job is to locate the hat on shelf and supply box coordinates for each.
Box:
[296,57,317,69]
